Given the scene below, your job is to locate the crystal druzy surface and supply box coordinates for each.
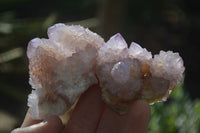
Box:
[27,23,185,119]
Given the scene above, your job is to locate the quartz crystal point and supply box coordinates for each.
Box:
[27,23,185,119]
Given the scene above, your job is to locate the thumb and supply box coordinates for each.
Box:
[11,116,63,133]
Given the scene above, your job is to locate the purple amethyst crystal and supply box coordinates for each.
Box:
[27,23,185,119]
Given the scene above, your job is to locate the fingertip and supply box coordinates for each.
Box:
[46,115,63,132]
[64,84,105,133]
[126,100,151,133]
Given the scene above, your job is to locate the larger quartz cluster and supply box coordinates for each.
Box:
[27,23,185,119]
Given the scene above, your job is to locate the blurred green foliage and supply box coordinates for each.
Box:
[149,83,200,133]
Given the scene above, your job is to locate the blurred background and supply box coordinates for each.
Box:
[0,0,199,132]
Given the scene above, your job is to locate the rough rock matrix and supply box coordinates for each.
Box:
[27,23,185,119]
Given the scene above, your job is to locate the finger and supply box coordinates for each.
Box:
[11,115,63,133]
[64,84,105,133]
[97,100,151,133]
[21,109,42,127]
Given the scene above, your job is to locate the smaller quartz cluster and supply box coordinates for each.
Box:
[27,23,185,119]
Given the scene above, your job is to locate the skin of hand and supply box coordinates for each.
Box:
[11,85,151,133]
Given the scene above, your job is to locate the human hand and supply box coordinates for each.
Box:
[11,85,151,133]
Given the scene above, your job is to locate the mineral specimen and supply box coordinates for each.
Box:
[27,23,185,119]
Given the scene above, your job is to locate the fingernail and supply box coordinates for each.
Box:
[28,120,47,128]
[11,120,47,133]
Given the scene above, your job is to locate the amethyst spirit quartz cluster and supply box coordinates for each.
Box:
[27,23,185,119]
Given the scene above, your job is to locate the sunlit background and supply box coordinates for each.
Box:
[0,0,200,132]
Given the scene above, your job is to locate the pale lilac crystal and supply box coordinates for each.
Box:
[129,42,152,63]
[150,51,185,86]
[97,33,129,64]
[96,33,184,113]
[98,58,142,101]
[111,61,130,84]
[27,25,185,118]
[96,34,143,112]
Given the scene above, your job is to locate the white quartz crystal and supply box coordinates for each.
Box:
[27,24,185,118]
[27,24,104,119]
